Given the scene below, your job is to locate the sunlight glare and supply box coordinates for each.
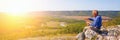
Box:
[0,0,50,16]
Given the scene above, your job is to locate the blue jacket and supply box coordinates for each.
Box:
[89,15,102,29]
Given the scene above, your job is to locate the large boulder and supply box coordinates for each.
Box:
[77,25,120,40]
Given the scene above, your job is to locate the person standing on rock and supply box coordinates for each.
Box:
[84,10,102,33]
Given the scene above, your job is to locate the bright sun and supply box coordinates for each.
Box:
[4,4,28,16]
[5,9,26,16]
[0,0,31,16]
[0,0,47,16]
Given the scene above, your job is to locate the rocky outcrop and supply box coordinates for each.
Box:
[76,25,120,40]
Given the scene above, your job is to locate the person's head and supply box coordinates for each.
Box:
[92,10,98,17]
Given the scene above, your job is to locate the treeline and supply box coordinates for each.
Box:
[33,11,120,18]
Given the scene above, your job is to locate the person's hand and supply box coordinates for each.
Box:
[84,18,91,26]
[86,21,91,26]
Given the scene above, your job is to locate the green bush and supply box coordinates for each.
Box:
[60,21,86,34]
[103,16,120,27]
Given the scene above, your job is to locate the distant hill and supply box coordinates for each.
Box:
[30,11,120,18]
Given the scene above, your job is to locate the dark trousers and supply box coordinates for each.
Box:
[90,27,101,34]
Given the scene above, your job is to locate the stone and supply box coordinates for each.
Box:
[77,25,120,40]
[76,32,85,40]
[84,29,97,39]
[106,36,118,40]
[96,35,103,40]
[117,35,120,40]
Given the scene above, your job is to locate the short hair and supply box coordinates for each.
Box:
[93,10,98,15]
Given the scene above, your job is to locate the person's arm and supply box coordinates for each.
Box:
[88,18,94,21]
[84,18,94,21]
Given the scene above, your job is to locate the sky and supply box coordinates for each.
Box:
[0,0,120,12]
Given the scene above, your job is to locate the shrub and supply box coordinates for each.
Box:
[103,16,120,27]
[60,21,86,34]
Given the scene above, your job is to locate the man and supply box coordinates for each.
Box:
[84,10,102,33]
[76,10,102,40]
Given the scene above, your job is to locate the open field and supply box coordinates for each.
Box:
[0,11,120,40]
